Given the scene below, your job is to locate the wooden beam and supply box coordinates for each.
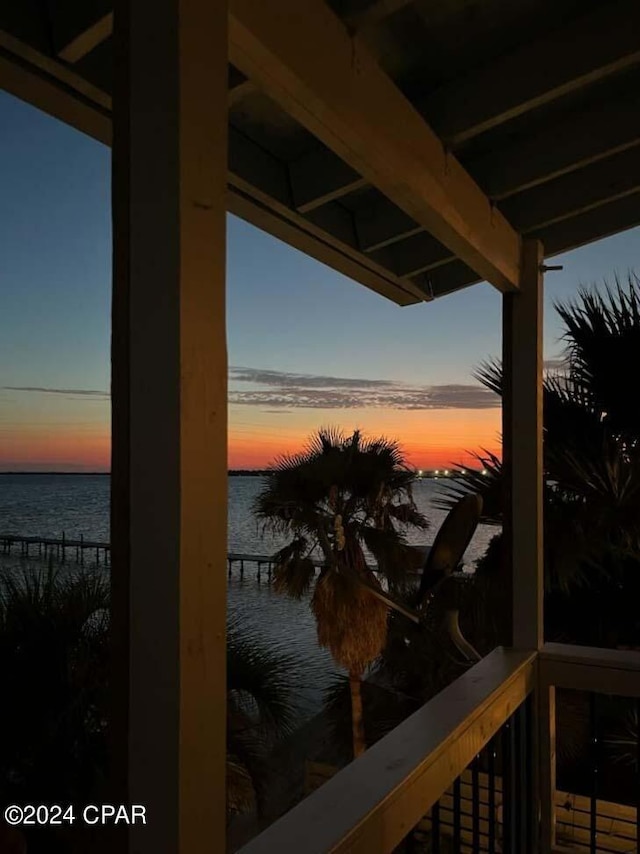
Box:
[58,12,113,63]
[227,65,256,103]
[227,128,428,303]
[228,126,293,207]
[111,0,228,852]
[502,147,640,233]
[0,28,112,109]
[372,145,640,277]
[466,88,640,200]
[229,0,521,292]
[228,187,426,305]
[419,0,640,147]
[289,146,367,212]
[412,260,480,298]
[378,148,640,278]
[414,191,640,296]
[301,84,640,238]
[0,48,111,145]
[540,643,640,697]
[238,649,535,854]
[228,77,255,104]
[503,240,544,652]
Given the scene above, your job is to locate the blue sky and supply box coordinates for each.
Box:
[0,89,638,470]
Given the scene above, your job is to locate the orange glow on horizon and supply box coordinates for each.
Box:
[228,406,502,470]
[1,407,501,472]
[0,429,110,472]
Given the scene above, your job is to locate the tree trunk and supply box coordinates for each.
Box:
[349,670,366,758]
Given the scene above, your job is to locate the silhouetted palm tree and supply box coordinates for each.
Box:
[226,621,297,816]
[0,565,296,842]
[436,273,640,647]
[253,427,428,757]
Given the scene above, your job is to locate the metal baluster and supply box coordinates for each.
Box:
[453,776,461,852]
[589,693,598,854]
[636,697,640,852]
[472,755,480,853]
[431,800,440,854]
[488,736,497,853]
[502,718,514,854]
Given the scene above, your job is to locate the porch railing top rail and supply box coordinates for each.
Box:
[540,642,640,697]
[238,646,536,854]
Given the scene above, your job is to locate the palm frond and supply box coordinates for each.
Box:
[272,539,317,599]
[227,621,298,739]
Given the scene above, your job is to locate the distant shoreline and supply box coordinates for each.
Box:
[0,469,469,478]
[0,470,269,477]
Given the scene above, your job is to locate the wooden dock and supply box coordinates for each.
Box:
[0,533,110,565]
[0,536,433,583]
[0,537,343,576]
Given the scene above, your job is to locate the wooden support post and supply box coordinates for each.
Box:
[502,239,544,651]
[538,683,557,853]
[111,1,228,852]
[503,239,544,852]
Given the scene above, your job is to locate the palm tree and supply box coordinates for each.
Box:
[436,272,640,647]
[253,427,429,757]
[226,621,297,816]
[0,564,110,811]
[0,564,297,836]
[0,563,109,854]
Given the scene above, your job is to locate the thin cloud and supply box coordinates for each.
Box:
[230,367,394,389]
[4,386,110,399]
[4,367,500,411]
[229,368,498,411]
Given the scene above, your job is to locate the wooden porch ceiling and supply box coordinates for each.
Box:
[1,0,639,305]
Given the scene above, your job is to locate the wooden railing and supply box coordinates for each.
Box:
[238,647,536,854]
[539,643,640,854]
[236,643,640,854]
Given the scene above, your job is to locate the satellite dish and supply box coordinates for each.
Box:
[417,493,483,607]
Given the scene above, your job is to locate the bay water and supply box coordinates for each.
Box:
[0,473,496,718]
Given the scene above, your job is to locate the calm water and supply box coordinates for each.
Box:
[0,473,496,718]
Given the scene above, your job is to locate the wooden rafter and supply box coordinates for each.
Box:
[228,0,521,292]
[57,12,113,63]
[468,89,640,200]
[0,48,111,145]
[501,147,640,233]
[278,84,640,244]
[228,129,426,304]
[419,0,640,146]
[359,145,640,277]
[289,146,367,212]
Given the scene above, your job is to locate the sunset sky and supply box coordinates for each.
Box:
[1,90,638,472]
